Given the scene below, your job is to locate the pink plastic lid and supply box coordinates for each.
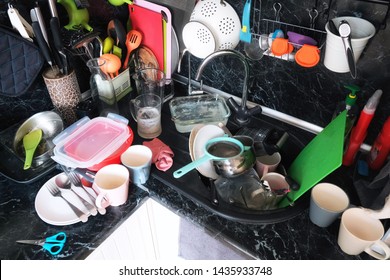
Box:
[52,114,130,168]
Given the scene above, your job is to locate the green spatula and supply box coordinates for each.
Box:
[23,129,42,170]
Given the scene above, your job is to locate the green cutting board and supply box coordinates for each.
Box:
[279,110,347,208]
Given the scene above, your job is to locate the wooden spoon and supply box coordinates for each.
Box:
[123,30,142,70]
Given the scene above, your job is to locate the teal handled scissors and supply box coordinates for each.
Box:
[16,232,67,255]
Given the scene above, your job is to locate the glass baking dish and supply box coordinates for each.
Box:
[169,94,231,133]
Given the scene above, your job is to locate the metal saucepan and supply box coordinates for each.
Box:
[13,111,64,168]
[173,137,249,178]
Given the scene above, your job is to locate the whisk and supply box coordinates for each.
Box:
[67,31,103,62]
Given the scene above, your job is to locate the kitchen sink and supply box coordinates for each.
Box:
[151,106,310,224]
[139,83,354,224]
[125,79,359,224]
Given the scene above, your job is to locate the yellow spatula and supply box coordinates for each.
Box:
[23,129,42,170]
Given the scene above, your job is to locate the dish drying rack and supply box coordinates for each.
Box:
[251,1,327,62]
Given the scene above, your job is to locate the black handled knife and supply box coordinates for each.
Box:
[48,0,69,75]
[30,9,53,68]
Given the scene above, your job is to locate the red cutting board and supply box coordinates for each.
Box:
[129,4,164,72]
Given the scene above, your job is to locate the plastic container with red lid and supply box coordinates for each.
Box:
[52,113,133,168]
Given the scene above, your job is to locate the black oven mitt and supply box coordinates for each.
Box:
[0,25,44,97]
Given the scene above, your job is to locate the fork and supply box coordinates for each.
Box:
[46,181,88,223]
[65,168,106,215]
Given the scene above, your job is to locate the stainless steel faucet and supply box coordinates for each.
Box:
[194,49,262,124]
[177,49,204,95]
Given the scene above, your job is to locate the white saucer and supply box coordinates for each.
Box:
[193,124,225,179]
[35,173,94,226]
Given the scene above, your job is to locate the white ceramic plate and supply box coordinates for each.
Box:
[35,173,94,226]
[189,124,205,161]
[171,27,180,74]
[193,124,225,179]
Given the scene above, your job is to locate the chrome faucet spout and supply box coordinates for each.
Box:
[194,50,261,124]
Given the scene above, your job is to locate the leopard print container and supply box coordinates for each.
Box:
[43,67,81,126]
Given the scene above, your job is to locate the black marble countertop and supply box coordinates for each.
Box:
[0,166,376,260]
[0,99,381,261]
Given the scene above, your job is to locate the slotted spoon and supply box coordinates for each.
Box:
[123,30,142,70]
[23,129,42,170]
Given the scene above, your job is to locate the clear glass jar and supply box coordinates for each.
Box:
[86,58,119,116]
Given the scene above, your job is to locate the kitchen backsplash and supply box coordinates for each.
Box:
[180,0,390,144]
[0,0,389,144]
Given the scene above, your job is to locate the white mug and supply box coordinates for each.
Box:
[120,145,153,185]
[338,207,390,259]
[93,164,130,208]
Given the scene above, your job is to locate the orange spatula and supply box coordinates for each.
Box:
[123,30,142,70]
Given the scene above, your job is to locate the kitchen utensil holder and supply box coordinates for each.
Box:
[251,1,326,63]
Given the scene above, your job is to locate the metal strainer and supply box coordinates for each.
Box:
[189,0,241,52]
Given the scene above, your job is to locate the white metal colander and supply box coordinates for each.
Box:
[190,0,241,51]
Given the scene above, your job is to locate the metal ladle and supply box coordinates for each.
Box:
[244,37,264,61]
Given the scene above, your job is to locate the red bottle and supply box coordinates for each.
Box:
[343,89,382,166]
[368,117,390,170]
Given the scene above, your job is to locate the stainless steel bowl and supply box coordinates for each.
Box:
[13,111,64,167]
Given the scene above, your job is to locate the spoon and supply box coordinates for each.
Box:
[58,165,106,215]
[123,30,142,70]
[55,173,98,216]
[107,19,127,64]
[23,129,42,170]
[68,170,107,216]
